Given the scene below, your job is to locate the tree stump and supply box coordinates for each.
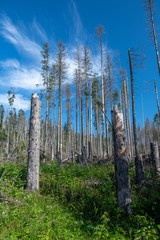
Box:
[150,142,159,174]
[111,105,131,212]
[26,93,41,191]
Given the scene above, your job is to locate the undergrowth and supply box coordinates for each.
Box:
[0,161,160,239]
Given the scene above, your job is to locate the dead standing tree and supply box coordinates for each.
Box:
[26,93,41,191]
[154,79,160,115]
[150,141,159,174]
[144,0,160,75]
[128,49,144,185]
[96,25,105,159]
[111,105,131,212]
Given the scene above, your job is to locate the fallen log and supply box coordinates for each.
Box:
[75,177,107,185]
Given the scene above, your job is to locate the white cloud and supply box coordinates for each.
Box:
[32,19,47,41]
[65,55,77,82]
[0,93,30,110]
[0,15,41,61]
[69,0,86,44]
[92,54,101,76]
[0,59,41,90]
[0,59,20,69]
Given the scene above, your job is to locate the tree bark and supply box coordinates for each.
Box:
[111,105,131,212]
[26,93,41,191]
[150,141,159,174]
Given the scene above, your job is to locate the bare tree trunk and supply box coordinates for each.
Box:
[75,70,78,152]
[96,25,105,159]
[99,109,102,158]
[148,0,160,75]
[128,49,144,185]
[154,79,160,115]
[26,93,41,191]
[44,91,49,158]
[111,105,131,212]
[105,108,109,157]
[89,81,93,160]
[52,87,56,160]
[123,76,131,157]
[6,117,10,161]
[100,41,105,159]
[150,141,159,174]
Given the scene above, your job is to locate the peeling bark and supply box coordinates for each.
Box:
[111,105,131,212]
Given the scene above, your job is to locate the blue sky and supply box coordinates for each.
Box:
[0,0,160,126]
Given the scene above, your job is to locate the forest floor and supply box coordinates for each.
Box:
[0,160,160,239]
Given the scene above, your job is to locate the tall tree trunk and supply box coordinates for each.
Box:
[111,105,131,212]
[154,79,160,115]
[128,49,144,185]
[75,70,78,151]
[148,0,160,75]
[96,25,105,159]
[26,93,41,191]
[100,40,105,158]
[89,81,93,160]
[123,75,131,157]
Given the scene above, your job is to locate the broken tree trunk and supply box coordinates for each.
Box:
[111,105,131,212]
[150,142,159,174]
[26,93,41,191]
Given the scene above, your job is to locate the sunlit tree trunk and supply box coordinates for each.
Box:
[26,94,41,191]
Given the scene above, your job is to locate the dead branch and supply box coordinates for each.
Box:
[75,177,107,185]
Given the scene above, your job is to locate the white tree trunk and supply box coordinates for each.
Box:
[26,93,41,191]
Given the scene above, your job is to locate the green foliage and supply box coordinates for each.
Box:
[0,162,160,239]
[8,87,15,107]
[154,113,160,127]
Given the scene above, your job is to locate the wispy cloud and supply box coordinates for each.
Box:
[32,18,47,42]
[0,59,41,90]
[0,93,30,110]
[0,15,41,61]
[69,0,86,44]
[0,59,20,69]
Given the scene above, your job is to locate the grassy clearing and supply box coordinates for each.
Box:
[0,161,160,239]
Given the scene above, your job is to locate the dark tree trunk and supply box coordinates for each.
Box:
[26,93,41,191]
[128,49,144,185]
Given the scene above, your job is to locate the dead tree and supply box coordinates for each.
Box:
[111,105,131,212]
[150,141,159,173]
[154,79,160,115]
[26,93,41,191]
[56,40,66,162]
[96,25,105,158]
[128,49,144,185]
[144,0,160,75]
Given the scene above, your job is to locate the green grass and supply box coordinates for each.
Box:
[0,161,160,239]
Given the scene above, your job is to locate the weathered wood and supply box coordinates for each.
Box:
[111,105,131,212]
[150,142,159,174]
[72,149,81,156]
[75,177,108,185]
[26,93,41,191]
